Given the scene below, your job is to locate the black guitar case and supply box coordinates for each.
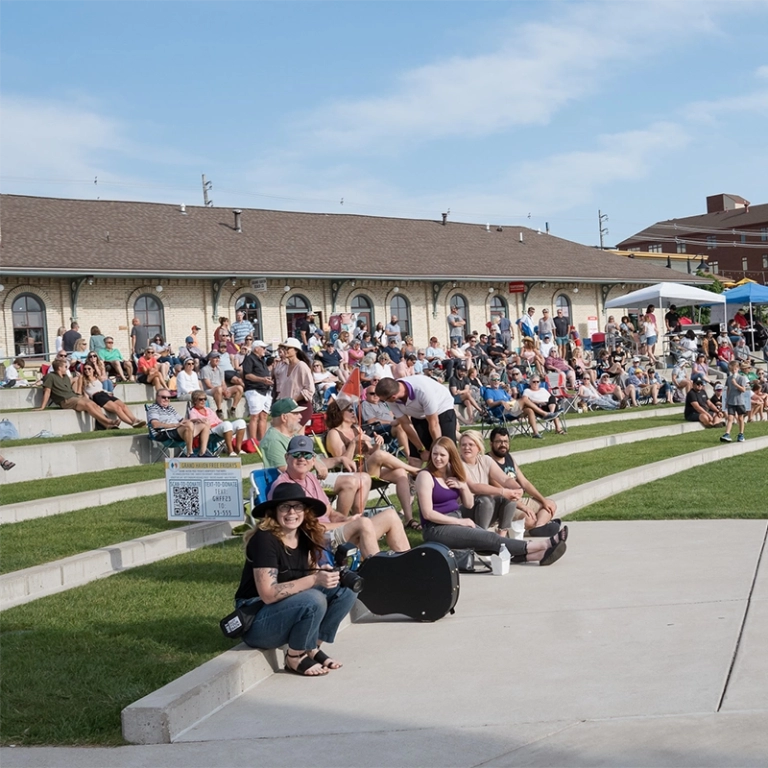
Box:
[357,542,460,622]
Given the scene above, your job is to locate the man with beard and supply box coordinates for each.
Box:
[241,340,273,442]
[486,427,562,537]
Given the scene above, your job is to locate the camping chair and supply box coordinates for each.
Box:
[145,404,186,461]
[546,372,579,417]
[476,395,532,439]
[249,466,281,522]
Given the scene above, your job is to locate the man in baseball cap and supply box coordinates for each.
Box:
[258,399,307,469]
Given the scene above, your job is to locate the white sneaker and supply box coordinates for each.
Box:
[229,451,238,457]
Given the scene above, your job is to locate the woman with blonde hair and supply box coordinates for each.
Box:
[234,483,358,676]
[416,438,567,565]
[188,390,247,456]
[520,337,546,378]
[80,362,145,427]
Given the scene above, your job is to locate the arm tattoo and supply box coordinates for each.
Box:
[267,568,278,587]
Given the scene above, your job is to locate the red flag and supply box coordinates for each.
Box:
[335,367,361,410]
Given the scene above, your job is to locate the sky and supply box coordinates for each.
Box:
[1,0,767,248]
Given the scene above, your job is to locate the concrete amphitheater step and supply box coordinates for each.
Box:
[0,520,238,611]
[0,382,155,410]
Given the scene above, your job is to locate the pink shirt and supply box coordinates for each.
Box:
[270,470,332,524]
[188,405,222,428]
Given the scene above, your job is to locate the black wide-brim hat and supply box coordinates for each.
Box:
[253,482,327,519]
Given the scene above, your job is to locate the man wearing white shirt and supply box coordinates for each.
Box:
[539,334,556,359]
[375,375,457,465]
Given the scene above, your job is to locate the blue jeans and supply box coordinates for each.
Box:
[236,586,357,651]
[102,378,114,393]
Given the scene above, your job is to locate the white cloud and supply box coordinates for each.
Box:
[685,89,768,122]
[301,1,722,150]
[756,65,768,79]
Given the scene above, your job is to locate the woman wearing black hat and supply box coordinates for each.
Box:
[234,483,358,677]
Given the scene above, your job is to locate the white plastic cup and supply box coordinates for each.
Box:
[510,519,526,540]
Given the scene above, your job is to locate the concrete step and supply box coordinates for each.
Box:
[0,382,155,410]
[0,433,159,486]
[0,520,237,611]
[2,399,247,439]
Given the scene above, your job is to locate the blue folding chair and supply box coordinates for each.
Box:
[248,467,281,524]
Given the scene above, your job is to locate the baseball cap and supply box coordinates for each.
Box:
[191,325,201,331]
[252,340,267,348]
[270,398,305,417]
[691,374,704,384]
[185,336,195,343]
[632,356,641,362]
[286,435,315,455]
[714,382,724,390]
[207,351,220,359]
[543,334,551,339]
[280,338,303,350]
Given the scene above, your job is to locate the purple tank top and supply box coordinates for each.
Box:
[430,478,461,514]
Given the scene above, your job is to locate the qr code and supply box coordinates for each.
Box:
[171,486,202,517]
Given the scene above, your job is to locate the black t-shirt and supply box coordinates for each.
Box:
[294,319,311,341]
[449,374,468,393]
[235,528,312,600]
[61,330,81,352]
[241,353,271,393]
[665,311,681,331]
[684,388,708,420]
[553,317,569,337]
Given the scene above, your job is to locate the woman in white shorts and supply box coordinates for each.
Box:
[188,390,247,456]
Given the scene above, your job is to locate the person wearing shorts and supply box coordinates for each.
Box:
[721,360,749,443]
[242,340,273,442]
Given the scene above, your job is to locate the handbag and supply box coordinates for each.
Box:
[452,549,492,574]
[219,600,264,639]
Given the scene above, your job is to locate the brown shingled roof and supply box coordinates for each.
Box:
[617,202,768,247]
[1,194,705,284]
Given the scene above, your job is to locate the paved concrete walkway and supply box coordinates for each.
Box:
[3,520,766,767]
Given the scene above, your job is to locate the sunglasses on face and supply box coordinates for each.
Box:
[289,451,314,461]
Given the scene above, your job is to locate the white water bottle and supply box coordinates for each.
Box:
[491,544,511,576]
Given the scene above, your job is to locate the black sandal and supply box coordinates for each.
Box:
[312,649,342,669]
[405,519,422,531]
[549,525,568,548]
[284,652,327,677]
[1,460,15,471]
[540,540,567,566]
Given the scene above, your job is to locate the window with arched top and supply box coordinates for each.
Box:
[12,293,47,357]
[449,294,470,338]
[390,295,411,338]
[554,294,571,318]
[490,295,508,318]
[134,294,165,340]
[286,294,313,339]
[350,294,374,333]
[235,294,262,338]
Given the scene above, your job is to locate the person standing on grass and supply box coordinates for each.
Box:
[720,360,749,443]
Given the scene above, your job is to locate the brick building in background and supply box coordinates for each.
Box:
[616,194,768,285]
[1,194,707,361]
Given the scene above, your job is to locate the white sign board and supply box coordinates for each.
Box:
[587,315,599,337]
[250,278,268,293]
[165,458,243,522]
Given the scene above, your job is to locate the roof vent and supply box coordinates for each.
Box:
[233,209,242,233]
[485,223,490,232]
[180,203,187,214]
[519,232,524,243]
[441,212,448,225]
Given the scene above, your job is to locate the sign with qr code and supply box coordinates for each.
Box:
[165,458,243,521]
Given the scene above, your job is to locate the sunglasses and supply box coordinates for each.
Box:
[288,451,314,461]
[158,395,171,400]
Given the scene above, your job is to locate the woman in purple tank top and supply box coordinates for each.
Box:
[415,438,567,566]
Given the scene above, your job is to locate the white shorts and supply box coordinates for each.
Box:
[211,419,246,436]
[244,390,272,416]
[318,471,357,491]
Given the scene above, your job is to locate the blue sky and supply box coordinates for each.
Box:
[2,0,767,247]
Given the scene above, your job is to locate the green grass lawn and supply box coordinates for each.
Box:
[522,421,768,497]
[0,541,242,746]
[568,448,768,520]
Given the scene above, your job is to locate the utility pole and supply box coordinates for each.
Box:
[598,209,609,250]
[202,174,213,207]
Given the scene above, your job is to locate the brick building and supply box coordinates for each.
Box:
[616,194,768,285]
[1,194,707,360]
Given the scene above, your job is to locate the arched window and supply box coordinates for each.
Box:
[450,294,470,337]
[12,293,47,357]
[554,293,571,318]
[390,295,411,338]
[350,294,373,333]
[235,294,262,338]
[134,294,165,340]
[286,294,312,339]
[490,295,508,318]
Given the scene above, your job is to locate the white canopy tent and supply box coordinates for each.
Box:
[604,282,725,310]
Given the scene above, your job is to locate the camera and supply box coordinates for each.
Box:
[333,542,364,593]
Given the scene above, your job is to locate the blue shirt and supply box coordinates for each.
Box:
[230,319,254,344]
